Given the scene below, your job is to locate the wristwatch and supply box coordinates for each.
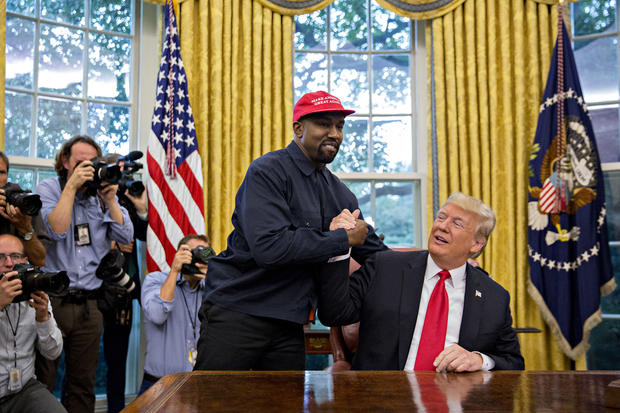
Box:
[22,232,33,241]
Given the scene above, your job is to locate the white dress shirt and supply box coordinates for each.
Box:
[403,255,494,371]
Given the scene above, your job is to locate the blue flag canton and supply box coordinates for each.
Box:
[150,4,197,168]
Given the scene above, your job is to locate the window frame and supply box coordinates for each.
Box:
[293,1,428,248]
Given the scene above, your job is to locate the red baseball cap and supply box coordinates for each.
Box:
[293,91,355,122]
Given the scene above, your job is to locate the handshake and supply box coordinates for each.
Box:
[330,209,368,247]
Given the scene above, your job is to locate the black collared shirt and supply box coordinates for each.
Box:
[204,141,387,324]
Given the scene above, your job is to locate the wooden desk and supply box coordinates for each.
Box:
[123,370,620,412]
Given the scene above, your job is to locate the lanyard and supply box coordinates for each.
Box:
[179,281,199,342]
[5,304,21,368]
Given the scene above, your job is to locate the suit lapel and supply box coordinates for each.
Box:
[397,251,428,369]
[458,265,483,347]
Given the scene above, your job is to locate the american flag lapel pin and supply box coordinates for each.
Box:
[475,290,482,298]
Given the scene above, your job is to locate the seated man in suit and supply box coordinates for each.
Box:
[317,192,524,371]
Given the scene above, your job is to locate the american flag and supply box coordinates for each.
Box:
[146,0,205,272]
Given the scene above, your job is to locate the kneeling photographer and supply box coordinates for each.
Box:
[0,234,67,412]
[100,152,147,413]
[0,151,50,267]
[140,234,214,395]
[34,136,133,413]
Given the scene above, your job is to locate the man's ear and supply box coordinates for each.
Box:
[293,121,304,138]
[469,237,486,257]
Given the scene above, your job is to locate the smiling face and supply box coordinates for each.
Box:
[293,112,346,168]
[428,202,485,270]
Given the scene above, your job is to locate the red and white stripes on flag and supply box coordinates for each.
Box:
[146,1,205,273]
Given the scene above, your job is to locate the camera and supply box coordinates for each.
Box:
[181,245,216,275]
[116,151,145,198]
[89,158,122,189]
[2,263,69,303]
[96,249,136,293]
[2,183,42,216]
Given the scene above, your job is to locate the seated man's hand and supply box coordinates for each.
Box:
[330,209,359,231]
[0,271,22,310]
[29,291,50,322]
[346,219,368,247]
[433,344,483,372]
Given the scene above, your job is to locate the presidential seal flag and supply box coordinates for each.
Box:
[146,0,206,272]
[528,11,615,360]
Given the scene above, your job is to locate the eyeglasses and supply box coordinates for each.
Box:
[0,253,27,263]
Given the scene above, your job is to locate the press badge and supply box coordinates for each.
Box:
[8,368,22,392]
[75,223,91,246]
[188,347,197,366]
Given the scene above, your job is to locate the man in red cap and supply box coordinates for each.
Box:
[194,91,387,371]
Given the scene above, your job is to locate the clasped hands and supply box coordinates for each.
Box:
[433,344,484,372]
[329,209,368,247]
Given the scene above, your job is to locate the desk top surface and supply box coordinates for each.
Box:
[124,370,620,412]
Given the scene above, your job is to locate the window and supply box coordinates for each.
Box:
[571,0,620,368]
[4,0,142,402]
[294,0,425,249]
[5,0,137,189]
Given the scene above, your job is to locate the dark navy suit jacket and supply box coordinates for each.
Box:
[317,250,524,370]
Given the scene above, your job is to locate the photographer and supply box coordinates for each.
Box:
[0,151,50,267]
[100,152,146,413]
[139,234,212,395]
[34,136,133,413]
[0,234,65,413]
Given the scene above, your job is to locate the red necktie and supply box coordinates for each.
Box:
[414,270,451,370]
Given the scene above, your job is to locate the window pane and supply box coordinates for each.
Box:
[294,8,327,50]
[591,105,620,163]
[330,0,368,51]
[38,169,58,185]
[5,91,33,157]
[331,118,369,173]
[88,33,131,101]
[7,0,36,16]
[39,24,84,97]
[375,181,415,246]
[604,170,620,241]
[90,0,132,34]
[37,97,82,159]
[343,181,371,220]
[371,1,410,51]
[372,54,411,114]
[87,103,130,155]
[572,1,617,37]
[7,168,35,191]
[41,0,85,26]
[294,53,327,102]
[574,36,619,102]
[586,318,620,369]
[6,17,35,90]
[373,116,412,173]
[331,54,369,113]
[600,245,620,313]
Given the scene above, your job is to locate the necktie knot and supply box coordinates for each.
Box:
[438,270,451,281]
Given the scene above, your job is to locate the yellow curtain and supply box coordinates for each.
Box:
[427,0,584,370]
[177,0,293,251]
[1,0,5,150]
